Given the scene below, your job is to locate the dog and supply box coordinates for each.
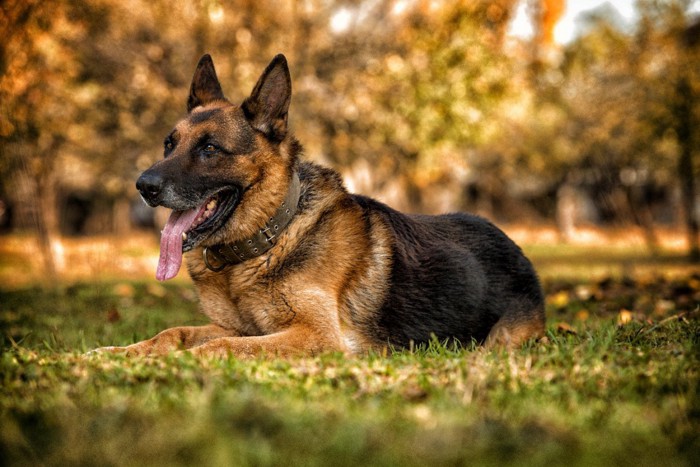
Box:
[95,54,545,358]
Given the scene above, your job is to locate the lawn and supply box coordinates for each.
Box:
[0,232,698,466]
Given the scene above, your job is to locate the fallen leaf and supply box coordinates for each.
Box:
[113,283,135,298]
[574,285,593,301]
[555,322,577,335]
[107,307,121,323]
[575,309,590,321]
[548,291,570,309]
[147,283,167,298]
[617,309,633,325]
[654,299,675,316]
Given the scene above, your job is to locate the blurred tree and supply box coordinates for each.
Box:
[676,24,700,260]
[560,0,699,257]
[298,1,518,211]
[1,0,89,277]
[497,0,699,256]
[1,0,698,266]
[641,1,700,259]
[561,15,665,244]
[0,0,197,274]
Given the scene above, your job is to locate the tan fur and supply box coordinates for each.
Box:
[484,313,546,349]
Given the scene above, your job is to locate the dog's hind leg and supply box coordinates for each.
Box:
[484,307,545,350]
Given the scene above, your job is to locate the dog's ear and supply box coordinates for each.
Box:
[242,54,291,142]
[187,54,225,112]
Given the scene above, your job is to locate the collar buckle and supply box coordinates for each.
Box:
[261,225,277,243]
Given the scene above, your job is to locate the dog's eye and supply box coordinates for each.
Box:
[203,143,218,154]
[163,138,175,156]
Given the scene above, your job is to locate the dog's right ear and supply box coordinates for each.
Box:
[187,54,225,112]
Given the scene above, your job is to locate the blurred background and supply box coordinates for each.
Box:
[1,0,699,282]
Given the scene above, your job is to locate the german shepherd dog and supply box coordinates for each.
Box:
[95,54,545,357]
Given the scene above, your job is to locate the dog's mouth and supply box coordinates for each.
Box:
[156,188,240,281]
[181,189,240,252]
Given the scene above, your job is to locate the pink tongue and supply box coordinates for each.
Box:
[156,206,205,281]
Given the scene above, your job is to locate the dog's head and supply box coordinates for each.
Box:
[137,54,297,280]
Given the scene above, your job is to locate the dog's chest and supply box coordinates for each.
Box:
[220,265,296,333]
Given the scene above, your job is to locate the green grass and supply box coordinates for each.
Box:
[1,271,699,465]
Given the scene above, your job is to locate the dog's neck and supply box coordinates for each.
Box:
[201,171,301,271]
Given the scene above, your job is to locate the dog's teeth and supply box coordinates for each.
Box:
[182,232,187,241]
[207,200,217,210]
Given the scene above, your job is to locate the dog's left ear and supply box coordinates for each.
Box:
[242,54,291,142]
[187,54,225,112]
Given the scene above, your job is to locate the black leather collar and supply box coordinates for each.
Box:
[202,171,301,271]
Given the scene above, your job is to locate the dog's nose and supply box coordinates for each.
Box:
[136,172,164,205]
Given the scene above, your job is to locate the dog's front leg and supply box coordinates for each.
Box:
[90,324,238,356]
[185,326,344,359]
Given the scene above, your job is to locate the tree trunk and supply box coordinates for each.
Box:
[624,186,659,256]
[676,76,699,261]
[34,168,62,282]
